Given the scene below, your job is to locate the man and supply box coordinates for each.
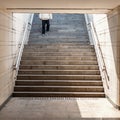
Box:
[39,13,52,35]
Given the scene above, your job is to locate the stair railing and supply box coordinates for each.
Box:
[89,21,109,89]
[13,14,34,78]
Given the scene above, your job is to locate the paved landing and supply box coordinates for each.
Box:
[0,98,120,120]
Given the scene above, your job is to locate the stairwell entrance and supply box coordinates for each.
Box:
[13,13,105,98]
[0,10,120,119]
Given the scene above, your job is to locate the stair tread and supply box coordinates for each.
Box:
[24,44,92,45]
[23,52,95,54]
[23,51,95,53]
[15,86,103,88]
[21,59,97,62]
[13,91,104,94]
[19,65,98,66]
[17,74,101,76]
[22,56,96,57]
[19,65,99,69]
[17,79,102,82]
[16,80,102,82]
[18,70,100,71]
[25,47,93,48]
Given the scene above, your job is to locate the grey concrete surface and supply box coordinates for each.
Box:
[0,98,120,120]
[29,14,89,44]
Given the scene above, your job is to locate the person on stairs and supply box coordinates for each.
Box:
[39,13,52,35]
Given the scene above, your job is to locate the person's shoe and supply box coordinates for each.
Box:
[42,34,45,37]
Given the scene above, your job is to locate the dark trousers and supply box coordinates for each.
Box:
[42,20,50,34]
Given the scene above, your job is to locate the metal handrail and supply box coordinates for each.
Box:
[13,23,29,70]
[89,22,109,89]
[13,14,33,73]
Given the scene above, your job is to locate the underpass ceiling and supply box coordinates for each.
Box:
[0,0,120,13]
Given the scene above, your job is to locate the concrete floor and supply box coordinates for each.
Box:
[0,98,120,120]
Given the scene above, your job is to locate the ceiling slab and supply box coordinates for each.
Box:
[6,8,110,14]
[0,0,120,13]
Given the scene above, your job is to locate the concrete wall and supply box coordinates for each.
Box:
[0,10,32,106]
[89,6,120,107]
[0,10,14,107]
[107,6,120,107]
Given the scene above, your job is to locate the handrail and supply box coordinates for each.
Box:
[13,14,33,73]
[89,22,109,89]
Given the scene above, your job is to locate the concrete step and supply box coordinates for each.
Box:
[15,80,103,86]
[25,43,91,45]
[24,42,94,49]
[24,44,94,48]
[20,60,98,65]
[21,56,97,61]
[19,65,99,70]
[23,48,95,52]
[13,92,105,97]
[28,40,89,44]
[25,43,92,45]
[29,31,88,35]
[18,70,100,75]
[22,52,96,56]
[28,39,89,43]
[14,86,104,92]
[17,75,101,80]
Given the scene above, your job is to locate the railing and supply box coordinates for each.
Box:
[88,21,109,89]
[13,14,34,77]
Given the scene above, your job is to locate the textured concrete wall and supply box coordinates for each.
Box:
[107,6,120,106]
[0,10,32,106]
[0,10,14,106]
[92,6,120,106]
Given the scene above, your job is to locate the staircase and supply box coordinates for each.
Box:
[13,14,105,97]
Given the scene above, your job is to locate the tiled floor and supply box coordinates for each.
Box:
[0,98,120,120]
